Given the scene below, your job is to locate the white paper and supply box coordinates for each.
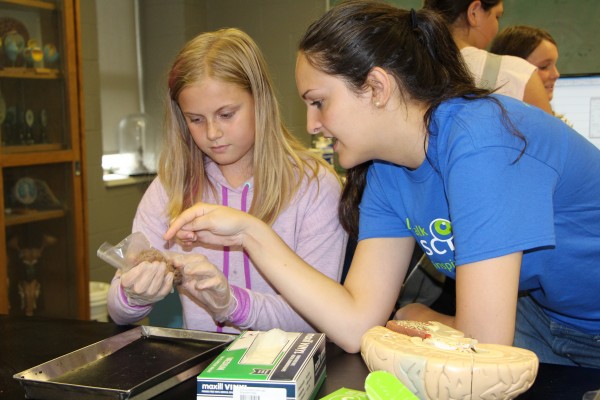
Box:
[233,386,286,400]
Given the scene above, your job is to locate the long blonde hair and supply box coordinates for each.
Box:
[159,28,338,224]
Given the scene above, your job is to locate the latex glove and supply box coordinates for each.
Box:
[170,253,237,322]
[120,260,174,306]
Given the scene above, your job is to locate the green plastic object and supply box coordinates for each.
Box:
[319,387,369,399]
[364,370,419,400]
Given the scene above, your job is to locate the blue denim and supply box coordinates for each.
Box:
[513,295,600,369]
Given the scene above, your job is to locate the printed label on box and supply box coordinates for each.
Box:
[233,386,286,400]
[197,330,326,400]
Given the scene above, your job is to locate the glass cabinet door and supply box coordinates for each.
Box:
[0,0,86,319]
[0,0,71,151]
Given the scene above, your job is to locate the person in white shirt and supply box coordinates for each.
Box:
[424,0,552,114]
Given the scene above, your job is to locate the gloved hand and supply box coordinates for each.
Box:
[169,253,237,322]
[120,260,174,306]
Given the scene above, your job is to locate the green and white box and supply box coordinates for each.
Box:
[197,329,326,400]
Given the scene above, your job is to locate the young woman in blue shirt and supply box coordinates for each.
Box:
[164,0,600,368]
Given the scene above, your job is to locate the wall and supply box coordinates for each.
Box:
[96,0,142,154]
[80,0,154,284]
[82,0,328,283]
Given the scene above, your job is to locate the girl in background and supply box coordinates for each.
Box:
[165,1,600,368]
[491,25,560,102]
[107,28,346,334]
[490,25,570,124]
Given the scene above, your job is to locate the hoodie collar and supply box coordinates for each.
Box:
[204,157,254,192]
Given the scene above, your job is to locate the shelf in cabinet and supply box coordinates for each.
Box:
[0,0,56,10]
[4,208,66,226]
[2,143,62,153]
[0,67,60,79]
[1,148,73,167]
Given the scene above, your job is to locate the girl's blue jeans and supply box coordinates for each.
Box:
[513,295,600,369]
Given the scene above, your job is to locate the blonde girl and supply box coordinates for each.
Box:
[108,28,346,333]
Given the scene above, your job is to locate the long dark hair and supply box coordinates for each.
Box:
[423,0,502,25]
[299,0,521,238]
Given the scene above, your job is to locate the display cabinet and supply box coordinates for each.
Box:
[0,0,87,319]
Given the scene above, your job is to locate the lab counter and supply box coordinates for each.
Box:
[1,315,598,399]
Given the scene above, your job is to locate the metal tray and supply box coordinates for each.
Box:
[13,325,237,400]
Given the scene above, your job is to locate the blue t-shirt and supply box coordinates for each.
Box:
[359,95,600,334]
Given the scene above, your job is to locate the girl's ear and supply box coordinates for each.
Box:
[466,0,483,27]
[366,67,393,108]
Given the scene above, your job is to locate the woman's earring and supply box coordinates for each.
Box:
[374,101,382,108]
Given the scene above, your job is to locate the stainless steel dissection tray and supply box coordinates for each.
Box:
[13,325,237,400]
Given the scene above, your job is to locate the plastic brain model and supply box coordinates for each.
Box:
[360,321,539,400]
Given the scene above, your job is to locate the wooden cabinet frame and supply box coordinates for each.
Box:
[0,0,87,319]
